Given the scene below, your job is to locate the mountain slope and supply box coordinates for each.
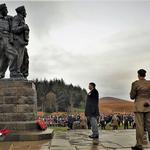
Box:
[99,97,134,114]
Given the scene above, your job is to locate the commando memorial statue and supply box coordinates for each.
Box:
[0,4,29,79]
[0,3,53,141]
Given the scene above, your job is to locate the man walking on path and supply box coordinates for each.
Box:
[130,69,150,150]
[85,82,99,139]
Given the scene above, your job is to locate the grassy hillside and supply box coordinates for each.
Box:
[99,97,134,114]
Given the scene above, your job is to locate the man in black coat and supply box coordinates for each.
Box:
[85,82,99,138]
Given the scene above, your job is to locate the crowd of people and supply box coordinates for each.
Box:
[100,113,136,130]
[37,113,136,130]
[38,114,81,129]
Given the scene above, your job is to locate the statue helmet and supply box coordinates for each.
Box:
[15,6,26,13]
[0,3,7,12]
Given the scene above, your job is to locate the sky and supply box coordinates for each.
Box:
[3,0,150,99]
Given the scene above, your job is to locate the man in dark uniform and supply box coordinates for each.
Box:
[12,6,29,78]
[85,82,99,138]
[130,69,150,150]
[0,3,20,79]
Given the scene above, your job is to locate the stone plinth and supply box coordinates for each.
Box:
[0,79,54,141]
[0,79,37,130]
[4,128,54,141]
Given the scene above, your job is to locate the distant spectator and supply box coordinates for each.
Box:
[111,114,118,130]
[67,115,74,130]
[124,115,129,129]
[100,115,106,130]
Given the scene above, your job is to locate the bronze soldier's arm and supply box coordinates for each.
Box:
[12,16,26,34]
[130,82,137,100]
[6,15,14,44]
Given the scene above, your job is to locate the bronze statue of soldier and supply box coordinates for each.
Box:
[0,3,21,79]
[12,6,29,79]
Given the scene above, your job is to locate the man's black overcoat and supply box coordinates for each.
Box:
[85,89,99,117]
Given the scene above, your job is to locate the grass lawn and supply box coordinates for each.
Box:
[49,124,134,133]
[101,124,134,130]
[49,126,68,132]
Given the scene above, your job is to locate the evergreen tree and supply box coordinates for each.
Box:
[33,78,87,112]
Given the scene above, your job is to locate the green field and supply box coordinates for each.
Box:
[49,124,134,133]
[49,127,68,132]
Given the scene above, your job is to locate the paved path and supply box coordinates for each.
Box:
[0,129,150,150]
[51,129,137,150]
[0,140,51,150]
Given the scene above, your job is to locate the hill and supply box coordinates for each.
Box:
[99,97,134,114]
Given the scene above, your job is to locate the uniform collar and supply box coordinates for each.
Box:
[90,88,95,92]
[139,78,146,81]
[18,13,25,20]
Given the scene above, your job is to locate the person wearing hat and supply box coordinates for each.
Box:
[0,3,20,79]
[12,5,29,78]
[130,69,150,150]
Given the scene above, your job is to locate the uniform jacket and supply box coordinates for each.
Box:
[0,14,9,32]
[111,115,118,126]
[12,14,29,46]
[130,79,150,112]
[85,88,99,117]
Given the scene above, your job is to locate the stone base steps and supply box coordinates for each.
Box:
[1,128,54,141]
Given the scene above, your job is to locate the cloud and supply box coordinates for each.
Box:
[4,1,150,99]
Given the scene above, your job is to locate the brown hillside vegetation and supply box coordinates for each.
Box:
[99,97,134,114]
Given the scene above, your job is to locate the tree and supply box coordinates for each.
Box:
[34,78,87,112]
[45,91,57,112]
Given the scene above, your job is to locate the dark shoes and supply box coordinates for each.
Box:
[131,145,143,150]
[89,135,99,139]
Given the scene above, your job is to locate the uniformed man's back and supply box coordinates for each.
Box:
[130,69,150,150]
[131,80,150,101]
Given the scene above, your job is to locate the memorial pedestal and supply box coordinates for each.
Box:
[0,79,54,141]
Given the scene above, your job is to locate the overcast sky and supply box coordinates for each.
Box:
[3,0,150,99]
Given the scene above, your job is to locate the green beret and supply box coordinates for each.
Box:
[15,6,25,13]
